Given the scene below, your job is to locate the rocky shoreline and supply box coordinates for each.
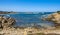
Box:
[42,11,60,28]
[0,27,60,35]
[0,11,60,35]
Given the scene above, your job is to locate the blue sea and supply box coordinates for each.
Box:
[0,12,55,28]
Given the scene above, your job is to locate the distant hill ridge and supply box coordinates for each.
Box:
[0,11,16,14]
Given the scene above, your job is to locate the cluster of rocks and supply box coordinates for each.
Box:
[0,15,16,29]
[42,11,60,28]
[0,11,60,35]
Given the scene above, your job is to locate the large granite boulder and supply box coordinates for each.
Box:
[0,15,16,28]
[42,11,60,28]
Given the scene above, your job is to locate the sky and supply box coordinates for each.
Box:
[0,0,60,12]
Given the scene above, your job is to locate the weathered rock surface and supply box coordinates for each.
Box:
[0,15,15,28]
[0,27,60,35]
[42,11,60,28]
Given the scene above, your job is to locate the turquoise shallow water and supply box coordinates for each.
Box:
[0,12,55,27]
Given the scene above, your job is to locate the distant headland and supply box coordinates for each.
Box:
[0,11,16,14]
